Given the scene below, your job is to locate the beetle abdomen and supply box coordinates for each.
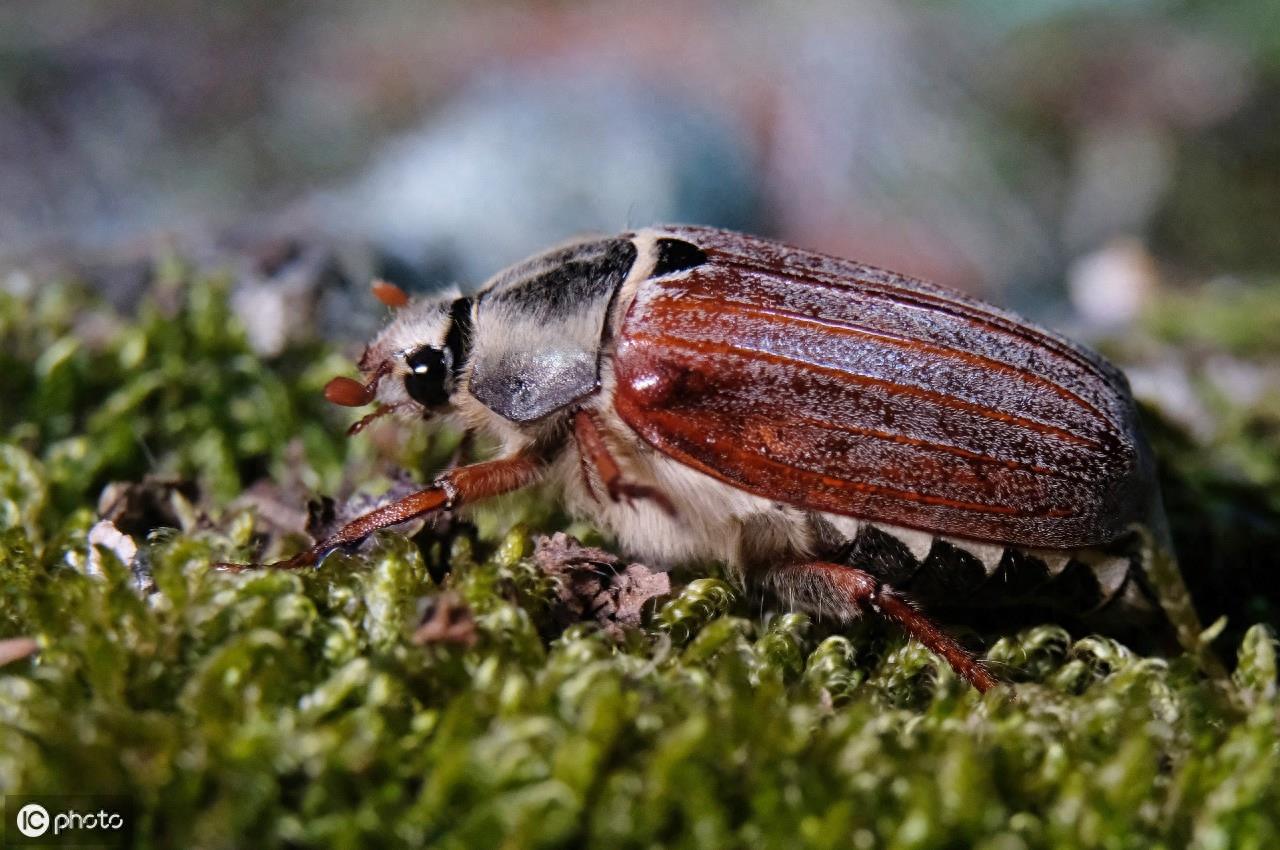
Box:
[614,227,1154,550]
[819,518,1164,637]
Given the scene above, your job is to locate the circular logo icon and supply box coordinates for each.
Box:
[16,803,49,837]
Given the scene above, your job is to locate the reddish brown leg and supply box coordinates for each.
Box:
[768,560,999,693]
[573,409,676,516]
[220,452,541,571]
[346,403,404,436]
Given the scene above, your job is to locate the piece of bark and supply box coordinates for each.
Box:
[0,637,39,668]
[86,519,156,594]
[87,520,139,575]
[412,591,477,647]
[98,477,201,538]
[534,532,670,639]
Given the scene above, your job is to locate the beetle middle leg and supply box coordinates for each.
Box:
[767,560,999,693]
[573,409,676,516]
[220,451,542,571]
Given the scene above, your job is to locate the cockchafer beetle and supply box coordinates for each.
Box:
[231,225,1210,693]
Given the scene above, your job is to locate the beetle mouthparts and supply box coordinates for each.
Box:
[324,376,376,407]
[371,278,410,308]
[347,403,402,436]
[324,361,392,408]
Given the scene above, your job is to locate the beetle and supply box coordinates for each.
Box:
[239,225,1207,693]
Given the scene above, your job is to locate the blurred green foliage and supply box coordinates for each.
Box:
[0,261,357,517]
[1146,281,1280,360]
[0,274,1278,849]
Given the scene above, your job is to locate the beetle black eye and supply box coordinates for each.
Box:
[404,346,452,408]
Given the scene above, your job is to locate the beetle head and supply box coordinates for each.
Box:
[325,289,472,433]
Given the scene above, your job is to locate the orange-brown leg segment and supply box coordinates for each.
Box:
[221,452,541,571]
[768,560,999,693]
[573,409,676,516]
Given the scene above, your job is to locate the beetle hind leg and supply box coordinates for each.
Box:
[574,409,676,516]
[767,560,999,694]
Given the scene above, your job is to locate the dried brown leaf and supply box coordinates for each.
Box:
[535,532,670,639]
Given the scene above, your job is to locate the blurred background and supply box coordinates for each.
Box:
[2,0,1277,316]
[2,0,1278,633]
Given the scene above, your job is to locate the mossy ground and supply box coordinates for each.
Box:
[1,270,1278,849]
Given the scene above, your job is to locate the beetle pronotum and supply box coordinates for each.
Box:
[231,226,1207,693]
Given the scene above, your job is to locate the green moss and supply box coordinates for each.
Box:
[1145,280,1280,359]
[0,274,1277,848]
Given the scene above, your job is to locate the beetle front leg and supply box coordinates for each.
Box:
[766,560,1000,694]
[221,452,542,571]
